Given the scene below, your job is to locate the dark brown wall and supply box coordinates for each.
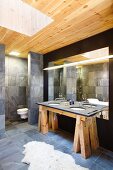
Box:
[43,28,113,151]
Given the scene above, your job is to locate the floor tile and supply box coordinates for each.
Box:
[100,147,113,158]
[72,150,101,169]
[15,122,37,133]
[95,153,113,170]
[0,122,113,170]
[10,133,33,152]
[0,143,19,161]
[0,132,7,140]
[89,162,106,170]
[1,152,23,164]
[6,127,22,137]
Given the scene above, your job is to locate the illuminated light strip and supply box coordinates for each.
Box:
[43,55,113,71]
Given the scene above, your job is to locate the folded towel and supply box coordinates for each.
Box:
[87,98,109,106]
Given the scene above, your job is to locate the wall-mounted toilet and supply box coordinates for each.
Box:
[17,108,28,119]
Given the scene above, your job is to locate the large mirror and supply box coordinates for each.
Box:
[48,47,109,120]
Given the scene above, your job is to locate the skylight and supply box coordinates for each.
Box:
[0,0,53,36]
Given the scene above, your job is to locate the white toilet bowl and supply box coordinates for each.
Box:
[17,108,28,119]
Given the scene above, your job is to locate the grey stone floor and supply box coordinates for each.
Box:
[0,122,113,170]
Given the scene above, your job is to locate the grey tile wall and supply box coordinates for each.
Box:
[28,52,43,125]
[66,66,77,100]
[48,62,54,100]
[5,56,28,121]
[48,65,77,100]
[54,69,61,98]
[80,63,109,101]
[48,62,108,102]
[0,44,5,135]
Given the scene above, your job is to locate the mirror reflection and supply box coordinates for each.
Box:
[48,47,109,120]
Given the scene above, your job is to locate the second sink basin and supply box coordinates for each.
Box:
[83,104,96,108]
[70,107,85,111]
[48,103,60,106]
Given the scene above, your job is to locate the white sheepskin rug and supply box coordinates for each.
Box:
[22,141,88,170]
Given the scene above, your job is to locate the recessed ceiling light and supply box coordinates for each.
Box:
[9,51,20,56]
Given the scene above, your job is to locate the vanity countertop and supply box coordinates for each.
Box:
[38,101,107,117]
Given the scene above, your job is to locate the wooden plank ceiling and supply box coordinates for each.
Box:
[0,0,113,58]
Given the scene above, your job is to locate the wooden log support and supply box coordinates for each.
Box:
[38,111,41,131]
[48,111,52,129]
[79,118,91,158]
[39,105,99,159]
[74,116,92,158]
[47,111,58,131]
[74,116,99,158]
[39,106,48,134]
[89,117,99,150]
[51,112,58,131]
[73,116,81,153]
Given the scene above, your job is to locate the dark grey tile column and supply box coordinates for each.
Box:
[0,44,5,135]
[28,52,43,125]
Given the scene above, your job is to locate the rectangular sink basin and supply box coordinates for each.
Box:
[83,104,91,107]
[83,104,96,108]
[48,103,60,106]
[70,107,85,111]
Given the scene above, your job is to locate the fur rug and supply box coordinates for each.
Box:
[22,141,88,170]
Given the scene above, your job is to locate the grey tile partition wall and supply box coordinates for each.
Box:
[0,44,5,135]
[5,56,28,121]
[28,52,43,125]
